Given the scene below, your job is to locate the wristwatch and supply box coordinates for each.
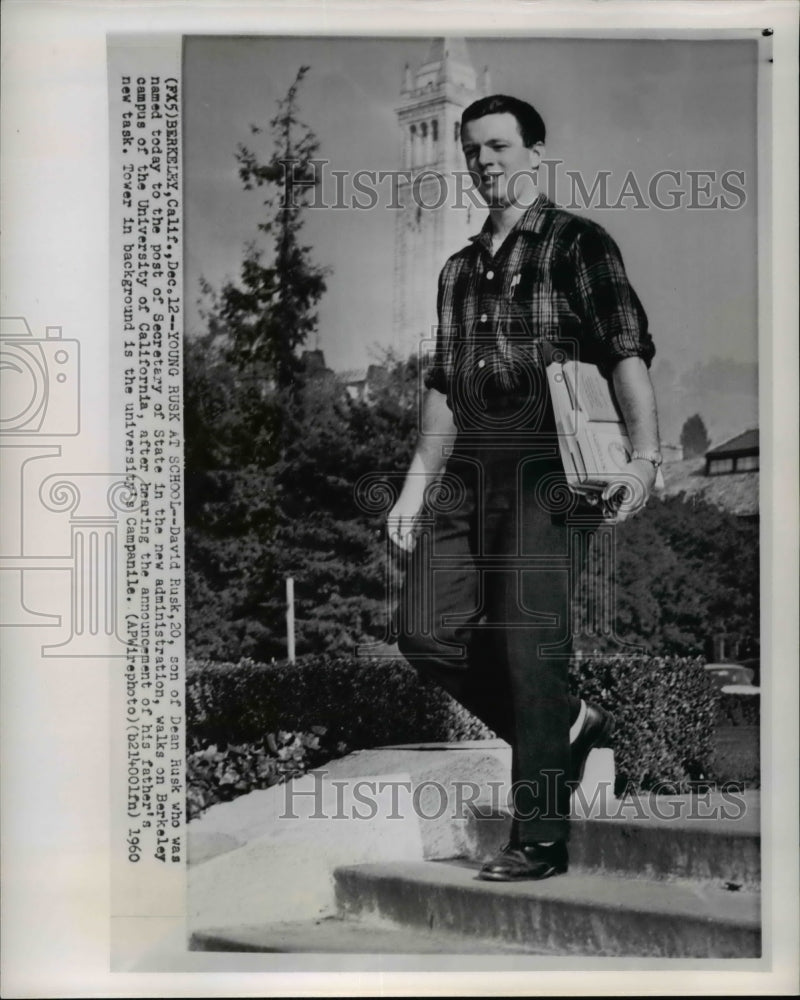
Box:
[631,449,663,468]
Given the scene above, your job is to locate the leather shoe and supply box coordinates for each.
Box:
[569,702,615,787]
[477,840,568,882]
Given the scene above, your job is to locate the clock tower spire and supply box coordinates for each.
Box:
[393,38,488,360]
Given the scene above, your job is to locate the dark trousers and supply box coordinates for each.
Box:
[396,428,598,843]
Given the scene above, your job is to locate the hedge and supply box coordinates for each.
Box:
[187,652,722,816]
[187,654,490,753]
[567,653,721,794]
[187,729,333,820]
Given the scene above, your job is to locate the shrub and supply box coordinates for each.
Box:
[186,728,336,820]
[569,653,722,793]
[187,654,490,754]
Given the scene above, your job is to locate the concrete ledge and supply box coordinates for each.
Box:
[188,743,515,867]
[190,917,543,954]
[186,743,762,955]
[189,745,760,880]
[335,860,761,958]
[188,770,425,931]
[465,790,760,887]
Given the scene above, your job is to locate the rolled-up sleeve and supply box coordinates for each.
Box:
[569,223,655,370]
[423,265,452,395]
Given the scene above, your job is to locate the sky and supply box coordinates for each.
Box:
[183,34,761,447]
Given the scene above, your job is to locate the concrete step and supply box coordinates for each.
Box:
[188,743,762,956]
[190,916,548,954]
[465,793,760,889]
[334,860,761,958]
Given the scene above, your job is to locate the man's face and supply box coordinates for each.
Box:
[461,112,543,209]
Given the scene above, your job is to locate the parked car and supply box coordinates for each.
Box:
[703,662,756,690]
[737,657,760,687]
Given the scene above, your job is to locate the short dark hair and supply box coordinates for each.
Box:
[460,94,546,147]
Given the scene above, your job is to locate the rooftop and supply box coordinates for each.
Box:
[660,457,759,517]
[706,428,759,457]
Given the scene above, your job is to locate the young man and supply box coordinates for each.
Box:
[388,95,661,881]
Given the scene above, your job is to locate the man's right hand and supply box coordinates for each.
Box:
[386,388,455,553]
[386,498,422,553]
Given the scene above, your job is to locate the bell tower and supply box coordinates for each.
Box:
[393,38,489,360]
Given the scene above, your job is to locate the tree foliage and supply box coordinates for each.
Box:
[185,350,419,662]
[207,65,329,389]
[680,413,711,458]
[573,494,759,658]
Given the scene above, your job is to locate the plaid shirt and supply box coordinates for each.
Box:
[425,194,655,417]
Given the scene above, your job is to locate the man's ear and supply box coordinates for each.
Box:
[529,142,545,170]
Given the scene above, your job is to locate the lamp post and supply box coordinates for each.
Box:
[286,576,295,664]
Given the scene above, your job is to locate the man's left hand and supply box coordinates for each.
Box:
[602,458,658,522]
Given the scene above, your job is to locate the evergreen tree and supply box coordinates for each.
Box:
[680,413,711,458]
[215,65,329,390]
[185,67,330,659]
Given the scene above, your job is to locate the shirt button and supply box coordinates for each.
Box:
[480,313,488,323]
[477,359,486,369]
[486,270,494,280]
